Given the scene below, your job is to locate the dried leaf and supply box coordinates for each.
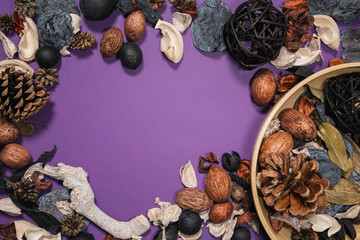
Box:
[180,161,197,188]
[318,123,353,173]
[15,120,34,136]
[309,85,325,102]
[344,135,360,175]
[298,96,317,116]
[277,74,297,93]
[325,178,360,205]
[0,222,16,240]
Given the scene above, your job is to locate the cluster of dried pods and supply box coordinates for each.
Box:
[257,74,360,240]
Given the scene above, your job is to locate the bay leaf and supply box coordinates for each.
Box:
[309,85,325,102]
[344,135,360,175]
[325,178,360,205]
[15,120,34,136]
[318,123,353,173]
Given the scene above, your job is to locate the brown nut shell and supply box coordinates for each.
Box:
[259,131,294,164]
[100,27,124,58]
[279,108,317,141]
[209,201,233,224]
[0,143,31,168]
[124,11,146,42]
[0,119,19,145]
[251,69,276,106]
[205,165,232,203]
[176,188,213,212]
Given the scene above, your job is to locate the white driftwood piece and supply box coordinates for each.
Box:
[14,220,61,240]
[0,31,17,59]
[0,198,21,216]
[43,163,150,239]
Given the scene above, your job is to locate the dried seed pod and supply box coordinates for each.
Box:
[222,151,241,172]
[100,27,124,58]
[251,69,276,106]
[180,160,197,188]
[0,119,19,145]
[177,211,202,235]
[259,131,294,165]
[125,11,146,42]
[279,108,317,141]
[0,143,31,168]
[176,188,212,212]
[205,165,232,203]
[209,201,233,224]
[232,184,245,201]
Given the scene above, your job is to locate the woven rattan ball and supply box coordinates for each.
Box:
[224,0,287,70]
[325,73,360,134]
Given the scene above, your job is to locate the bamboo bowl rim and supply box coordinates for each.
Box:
[250,63,360,240]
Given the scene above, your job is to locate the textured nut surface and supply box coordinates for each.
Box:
[209,201,233,224]
[0,119,19,145]
[100,27,124,58]
[279,108,317,141]
[251,69,276,106]
[205,165,232,203]
[0,143,31,168]
[125,11,146,42]
[259,131,293,163]
[176,188,212,212]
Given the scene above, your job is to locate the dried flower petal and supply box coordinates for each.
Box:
[235,211,254,227]
[335,205,360,219]
[180,161,197,188]
[276,74,297,93]
[298,96,317,116]
[237,160,251,183]
[301,33,313,44]
[329,58,345,67]
[281,0,308,10]
[198,152,219,174]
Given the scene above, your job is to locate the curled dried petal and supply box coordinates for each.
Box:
[237,160,251,183]
[276,74,297,93]
[298,96,317,116]
[300,33,313,44]
[281,0,307,10]
[235,211,254,227]
[328,58,345,67]
[198,152,219,174]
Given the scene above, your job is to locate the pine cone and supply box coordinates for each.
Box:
[0,14,16,33]
[0,67,51,122]
[70,32,96,51]
[147,0,166,9]
[35,68,58,86]
[12,178,40,204]
[257,153,330,217]
[14,0,38,18]
[169,0,195,10]
[61,213,86,237]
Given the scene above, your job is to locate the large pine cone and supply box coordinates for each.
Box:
[0,67,50,122]
[257,153,330,217]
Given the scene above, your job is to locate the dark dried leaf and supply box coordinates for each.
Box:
[0,222,16,240]
[339,218,356,240]
[72,232,95,240]
[222,151,241,172]
[198,152,219,173]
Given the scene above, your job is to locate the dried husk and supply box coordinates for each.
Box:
[313,15,340,51]
[0,31,17,59]
[18,17,39,61]
[318,123,353,173]
[0,198,22,216]
[293,35,323,67]
[311,214,333,232]
[335,204,360,219]
[180,161,197,188]
[271,46,298,69]
[172,12,192,34]
[325,178,360,205]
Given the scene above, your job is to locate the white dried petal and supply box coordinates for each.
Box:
[270,46,298,69]
[0,198,21,216]
[264,119,281,139]
[18,17,39,61]
[155,20,184,63]
[0,31,17,59]
[328,216,341,237]
[180,160,197,188]
[207,221,228,237]
[294,35,323,67]
[335,205,360,219]
[300,214,316,229]
[60,46,70,56]
[14,220,61,240]
[56,201,73,216]
[222,217,237,240]
[312,214,334,232]
[199,209,210,223]
[271,215,300,232]
[292,142,325,157]
[24,163,44,180]
[0,59,34,76]
[70,14,81,34]
[313,15,340,51]
[172,12,192,34]
[164,204,181,223]
[179,228,202,240]
[147,208,161,225]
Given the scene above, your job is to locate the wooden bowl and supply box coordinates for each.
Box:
[250,63,360,240]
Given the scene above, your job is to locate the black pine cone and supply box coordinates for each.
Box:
[61,213,86,237]
[0,67,50,122]
[12,178,40,204]
[0,14,16,33]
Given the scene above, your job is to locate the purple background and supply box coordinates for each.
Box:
[0,0,355,239]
